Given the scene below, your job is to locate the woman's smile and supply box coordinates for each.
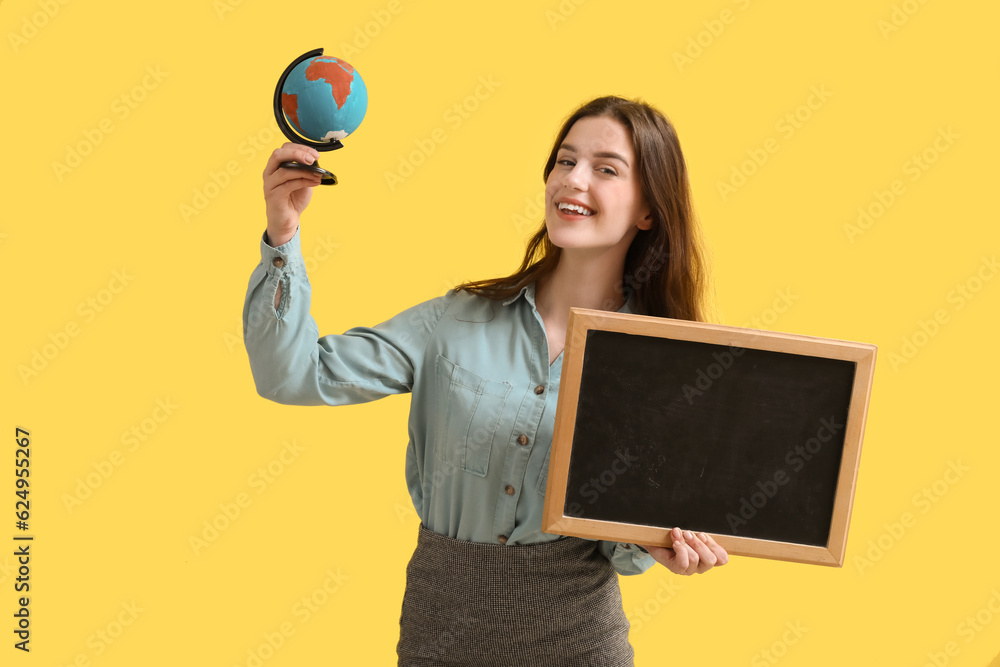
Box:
[555,197,597,219]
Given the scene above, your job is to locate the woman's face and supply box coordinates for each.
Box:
[544,115,652,256]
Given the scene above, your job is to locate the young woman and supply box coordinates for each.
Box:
[244,95,729,666]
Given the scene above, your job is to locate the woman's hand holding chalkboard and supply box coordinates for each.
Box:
[639,527,729,576]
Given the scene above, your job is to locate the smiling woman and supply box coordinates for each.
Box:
[243,94,722,666]
[454,95,711,323]
[545,116,653,259]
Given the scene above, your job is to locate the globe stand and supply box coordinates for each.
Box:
[273,48,344,186]
[277,154,339,185]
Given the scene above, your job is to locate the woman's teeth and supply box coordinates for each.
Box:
[558,203,594,216]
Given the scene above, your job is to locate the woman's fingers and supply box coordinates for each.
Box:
[262,143,325,242]
[266,173,323,201]
[700,532,730,567]
[673,527,701,574]
[641,528,730,576]
[263,142,321,178]
[678,530,729,574]
[683,530,717,570]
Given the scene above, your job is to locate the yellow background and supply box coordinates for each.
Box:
[3,0,999,664]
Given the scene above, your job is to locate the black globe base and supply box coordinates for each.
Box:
[279,160,337,185]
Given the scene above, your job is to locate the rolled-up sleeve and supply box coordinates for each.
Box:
[598,540,656,576]
[243,228,454,406]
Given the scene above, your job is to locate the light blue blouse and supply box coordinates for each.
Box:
[242,228,656,576]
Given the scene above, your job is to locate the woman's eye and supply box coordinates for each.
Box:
[556,158,615,175]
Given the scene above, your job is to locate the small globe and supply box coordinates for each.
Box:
[279,55,367,144]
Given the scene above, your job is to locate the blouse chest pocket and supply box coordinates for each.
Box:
[434,354,512,477]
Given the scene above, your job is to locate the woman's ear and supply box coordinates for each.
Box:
[637,210,653,231]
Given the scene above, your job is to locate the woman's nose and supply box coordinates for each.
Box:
[564,165,587,190]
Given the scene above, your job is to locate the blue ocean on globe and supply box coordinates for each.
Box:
[280,55,367,143]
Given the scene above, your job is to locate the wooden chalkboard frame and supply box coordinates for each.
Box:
[541,308,877,567]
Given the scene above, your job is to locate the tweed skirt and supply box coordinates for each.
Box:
[396,523,634,666]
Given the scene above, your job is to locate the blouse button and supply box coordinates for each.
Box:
[498,535,508,545]
[534,385,545,395]
[516,434,529,446]
[272,257,285,268]
[505,484,515,495]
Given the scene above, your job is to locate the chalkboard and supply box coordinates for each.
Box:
[541,309,877,567]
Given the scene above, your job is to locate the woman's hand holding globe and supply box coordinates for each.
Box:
[264,51,368,249]
[262,50,368,311]
[263,143,322,248]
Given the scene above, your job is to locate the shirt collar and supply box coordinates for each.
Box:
[501,282,534,308]
[501,280,638,314]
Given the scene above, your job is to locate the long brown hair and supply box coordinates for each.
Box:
[453,95,711,322]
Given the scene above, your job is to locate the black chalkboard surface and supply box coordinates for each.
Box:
[542,309,877,567]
